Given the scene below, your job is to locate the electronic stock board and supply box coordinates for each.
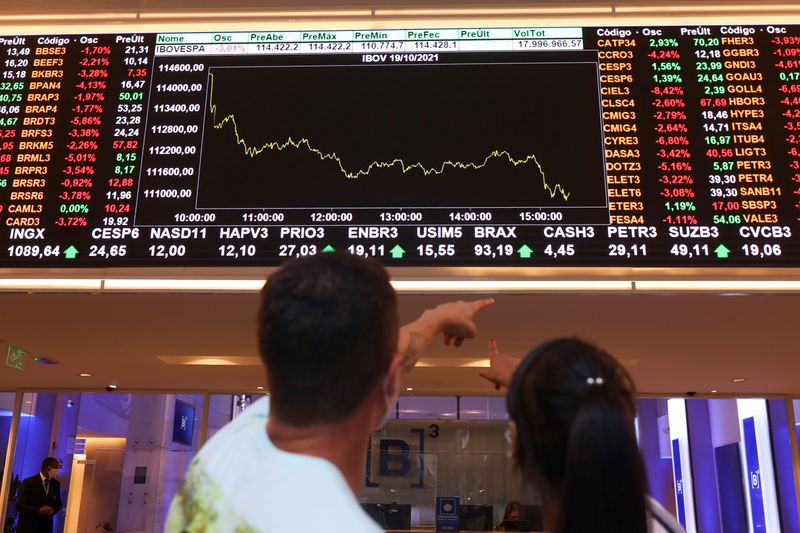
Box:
[0,24,799,266]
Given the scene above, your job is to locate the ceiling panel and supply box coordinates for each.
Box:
[0,0,798,396]
[0,291,796,396]
[2,0,798,16]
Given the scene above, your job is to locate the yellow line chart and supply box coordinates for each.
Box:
[207,72,571,201]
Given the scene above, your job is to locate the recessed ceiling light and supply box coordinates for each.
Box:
[637,280,800,292]
[257,386,264,390]
[0,12,138,21]
[79,373,92,377]
[376,6,612,15]
[406,387,413,391]
[711,390,718,393]
[157,355,259,366]
[731,378,747,383]
[138,9,372,19]
[0,278,102,290]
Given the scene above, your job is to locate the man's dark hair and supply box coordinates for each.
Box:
[41,457,58,471]
[259,253,398,426]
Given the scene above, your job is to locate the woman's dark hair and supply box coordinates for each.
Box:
[507,338,648,533]
[502,501,521,521]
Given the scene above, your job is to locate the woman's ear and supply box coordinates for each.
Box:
[506,420,518,461]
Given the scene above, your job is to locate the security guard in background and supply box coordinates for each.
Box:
[16,457,63,533]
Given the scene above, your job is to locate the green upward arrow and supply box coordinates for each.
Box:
[518,244,533,259]
[64,245,79,259]
[389,245,405,259]
[714,244,730,259]
[321,245,335,253]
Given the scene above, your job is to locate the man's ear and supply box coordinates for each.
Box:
[369,354,404,430]
[384,352,403,398]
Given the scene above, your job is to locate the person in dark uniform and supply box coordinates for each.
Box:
[16,457,63,533]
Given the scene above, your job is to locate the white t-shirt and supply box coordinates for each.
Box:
[165,396,382,533]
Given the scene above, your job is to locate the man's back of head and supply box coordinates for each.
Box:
[167,254,492,532]
[259,252,398,426]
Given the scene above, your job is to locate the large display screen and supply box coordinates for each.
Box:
[0,24,799,266]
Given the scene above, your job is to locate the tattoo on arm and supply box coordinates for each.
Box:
[401,332,426,373]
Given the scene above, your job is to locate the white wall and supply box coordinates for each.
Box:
[736,399,781,533]
[668,399,697,533]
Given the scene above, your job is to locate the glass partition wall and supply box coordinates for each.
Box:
[2,394,800,532]
[795,399,800,455]
[638,397,800,533]
[0,392,18,533]
[5,392,205,533]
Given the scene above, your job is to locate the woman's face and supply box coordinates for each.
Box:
[508,508,520,520]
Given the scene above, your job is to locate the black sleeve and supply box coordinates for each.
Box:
[15,477,40,516]
[51,480,63,514]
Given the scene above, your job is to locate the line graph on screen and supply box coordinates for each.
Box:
[195,61,607,210]
[208,73,571,201]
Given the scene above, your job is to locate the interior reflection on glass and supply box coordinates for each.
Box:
[2,394,799,532]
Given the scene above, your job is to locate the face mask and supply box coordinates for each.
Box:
[374,373,399,431]
[48,468,60,479]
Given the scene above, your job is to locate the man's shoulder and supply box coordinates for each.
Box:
[169,449,382,533]
[189,396,270,469]
[20,474,39,485]
[167,396,382,533]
